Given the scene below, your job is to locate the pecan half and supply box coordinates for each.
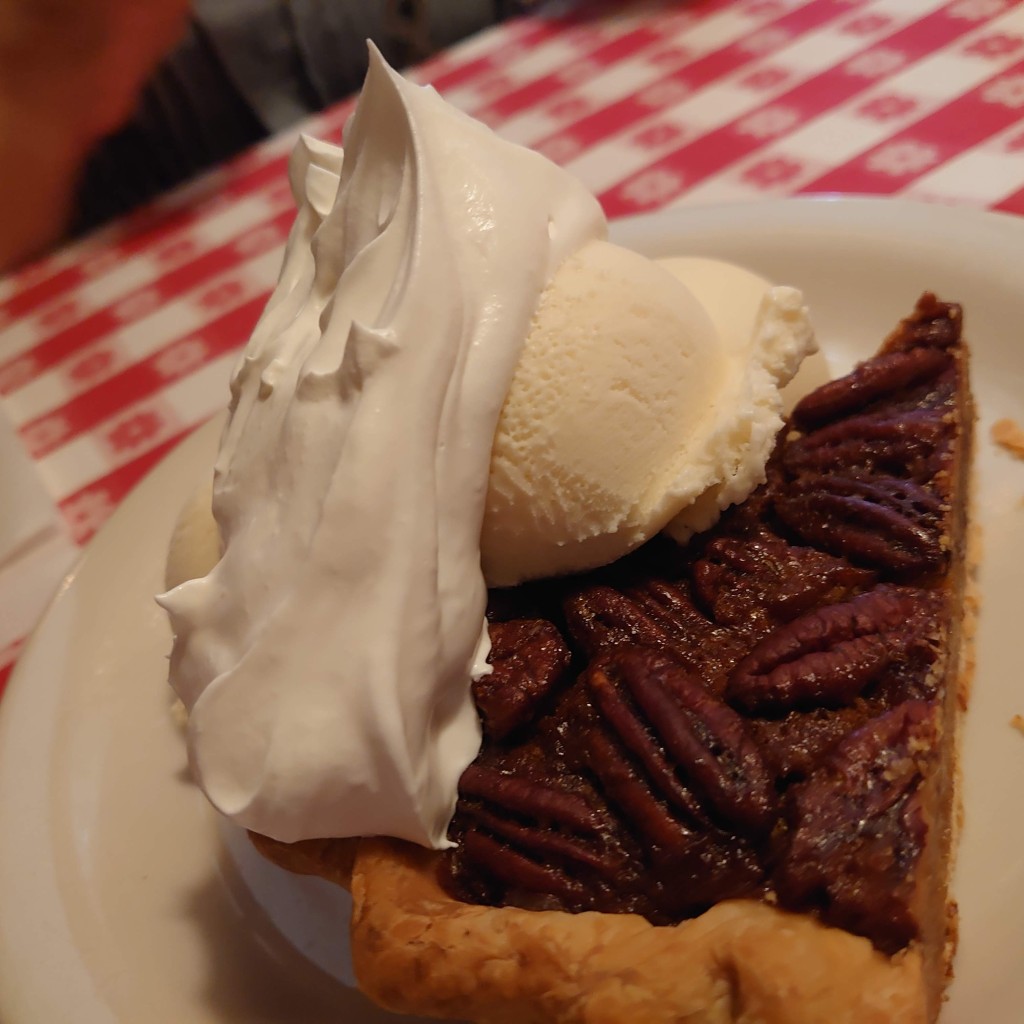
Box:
[456,831,587,904]
[564,583,678,658]
[725,586,934,714]
[459,764,606,835]
[774,700,937,953]
[783,407,948,482]
[583,724,704,860]
[581,719,767,917]
[474,619,571,740]
[563,580,732,671]
[693,532,875,630]
[451,764,627,902]
[774,473,946,575]
[791,346,952,431]
[748,703,874,782]
[885,293,962,353]
[585,647,777,837]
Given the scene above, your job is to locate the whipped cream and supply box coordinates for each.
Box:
[158,48,605,847]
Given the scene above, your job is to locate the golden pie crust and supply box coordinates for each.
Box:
[253,832,931,1024]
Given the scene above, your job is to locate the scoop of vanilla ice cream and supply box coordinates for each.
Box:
[483,241,722,586]
[480,250,815,587]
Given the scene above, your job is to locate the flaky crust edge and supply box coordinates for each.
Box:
[253,832,927,1024]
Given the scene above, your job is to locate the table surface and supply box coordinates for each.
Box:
[2,0,1024,691]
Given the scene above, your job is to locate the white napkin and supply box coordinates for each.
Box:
[0,404,61,569]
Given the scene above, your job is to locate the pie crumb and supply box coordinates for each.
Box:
[991,418,1024,458]
[1011,714,1024,737]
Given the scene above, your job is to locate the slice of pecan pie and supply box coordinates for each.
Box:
[255,294,973,1024]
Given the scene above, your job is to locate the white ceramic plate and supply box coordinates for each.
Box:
[1,198,1022,1024]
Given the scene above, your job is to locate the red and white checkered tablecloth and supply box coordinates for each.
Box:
[2,0,1023,693]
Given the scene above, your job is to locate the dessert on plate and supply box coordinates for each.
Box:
[159,48,972,1024]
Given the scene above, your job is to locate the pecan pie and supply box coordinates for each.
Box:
[253,294,973,1024]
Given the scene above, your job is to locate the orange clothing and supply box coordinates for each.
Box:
[0,0,190,271]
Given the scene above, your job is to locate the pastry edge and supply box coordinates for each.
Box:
[250,833,927,1024]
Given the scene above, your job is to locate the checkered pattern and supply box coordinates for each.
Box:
[2,0,1023,693]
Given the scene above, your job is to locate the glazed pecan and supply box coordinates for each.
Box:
[453,764,627,902]
[473,619,571,739]
[585,647,777,837]
[775,473,946,575]
[459,764,606,834]
[885,293,962,353]
[564,583,677,657]
[748,704,874,782]
[563,580,731,670]
[775,700,936,954]
[783,407,948,482]
[791,346,952,431]
[581,708,767,918]
[725,586,934,715]
[693,532,875,630]
[583,725,705,859]
[457,831,587,904]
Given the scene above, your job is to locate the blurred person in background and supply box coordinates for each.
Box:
[0,0,519,275]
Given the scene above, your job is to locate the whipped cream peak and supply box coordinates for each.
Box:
[159,47,605,847]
